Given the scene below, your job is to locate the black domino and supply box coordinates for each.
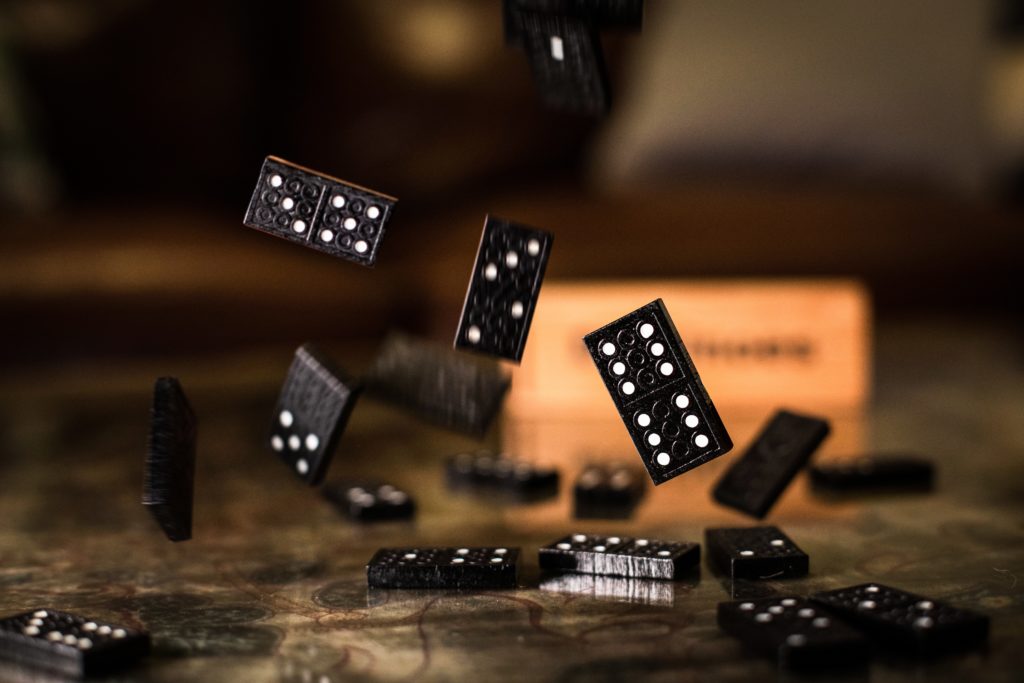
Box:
[0,609,149,678]
[454,216,553,363]
[517,11,610,115]
[504,0,643,45]
[243,156,397,266]
[539,533,699,580]
[142,377,196,542]
[713,410,830,518]
[573,463,645,518]
[809,455,934,494]
[583,299,733,485]
[365,332,511,436]
[718,597,869,670]
[269,344,361,486]
[705,526,808,580]
[503,0,638,37]
[366,547,519,589]
[323,481,415,523]
[445,451,559,501]
[811,583,989,655]
[540,574,674,606]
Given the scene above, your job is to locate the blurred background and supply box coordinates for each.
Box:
[0,0,1020,374]
[0,9,1022,678]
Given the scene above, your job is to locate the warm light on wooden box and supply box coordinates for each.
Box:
[506,279,871,418]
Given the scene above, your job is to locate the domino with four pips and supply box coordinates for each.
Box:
[455,215,553,363]
[269,344,361,486]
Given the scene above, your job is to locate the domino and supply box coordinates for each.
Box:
[323,481,415,523]
[717,597,869,670]
[809,455,934,494]
[705,526,809,580]
[811,583,989,655]
[243,155,397,266]
[269,344,361,486]
[454,215,553,363]
[503,0,644,45]
[366,547,519,589]
[540,573,674,606]
[713,410,830,518]
[583,299,733,485]
[445,451,559,501]
[573,463,645,518]
[517,11,610,115]
[0,609,150,678]
[142,377,196,542]
[539,533,699,580]
[365,332,511,436]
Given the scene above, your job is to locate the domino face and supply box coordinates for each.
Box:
[455,216,553,363]
[811,583,989,655]
[713,410,830,518]
[705,526,808,580]
[142,377,196,542]
[323,481,415,523]
[573,464,644,518]
[366,548,519,589]
[539,533,699,580]
[718,597,869,670]
[808,456,934,494]
[365,332,511,436]
[0,609,150,678]
[583,299,733,485]
[269,345,361,486]
[243,156,397,266]
[518,11,610,115]
[446,451,559,502]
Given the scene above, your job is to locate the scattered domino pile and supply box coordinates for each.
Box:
[3,2,988,678]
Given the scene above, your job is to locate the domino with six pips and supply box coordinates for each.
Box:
[717,596,869,671]
[539,533,699,580]
[366,547,519,589]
